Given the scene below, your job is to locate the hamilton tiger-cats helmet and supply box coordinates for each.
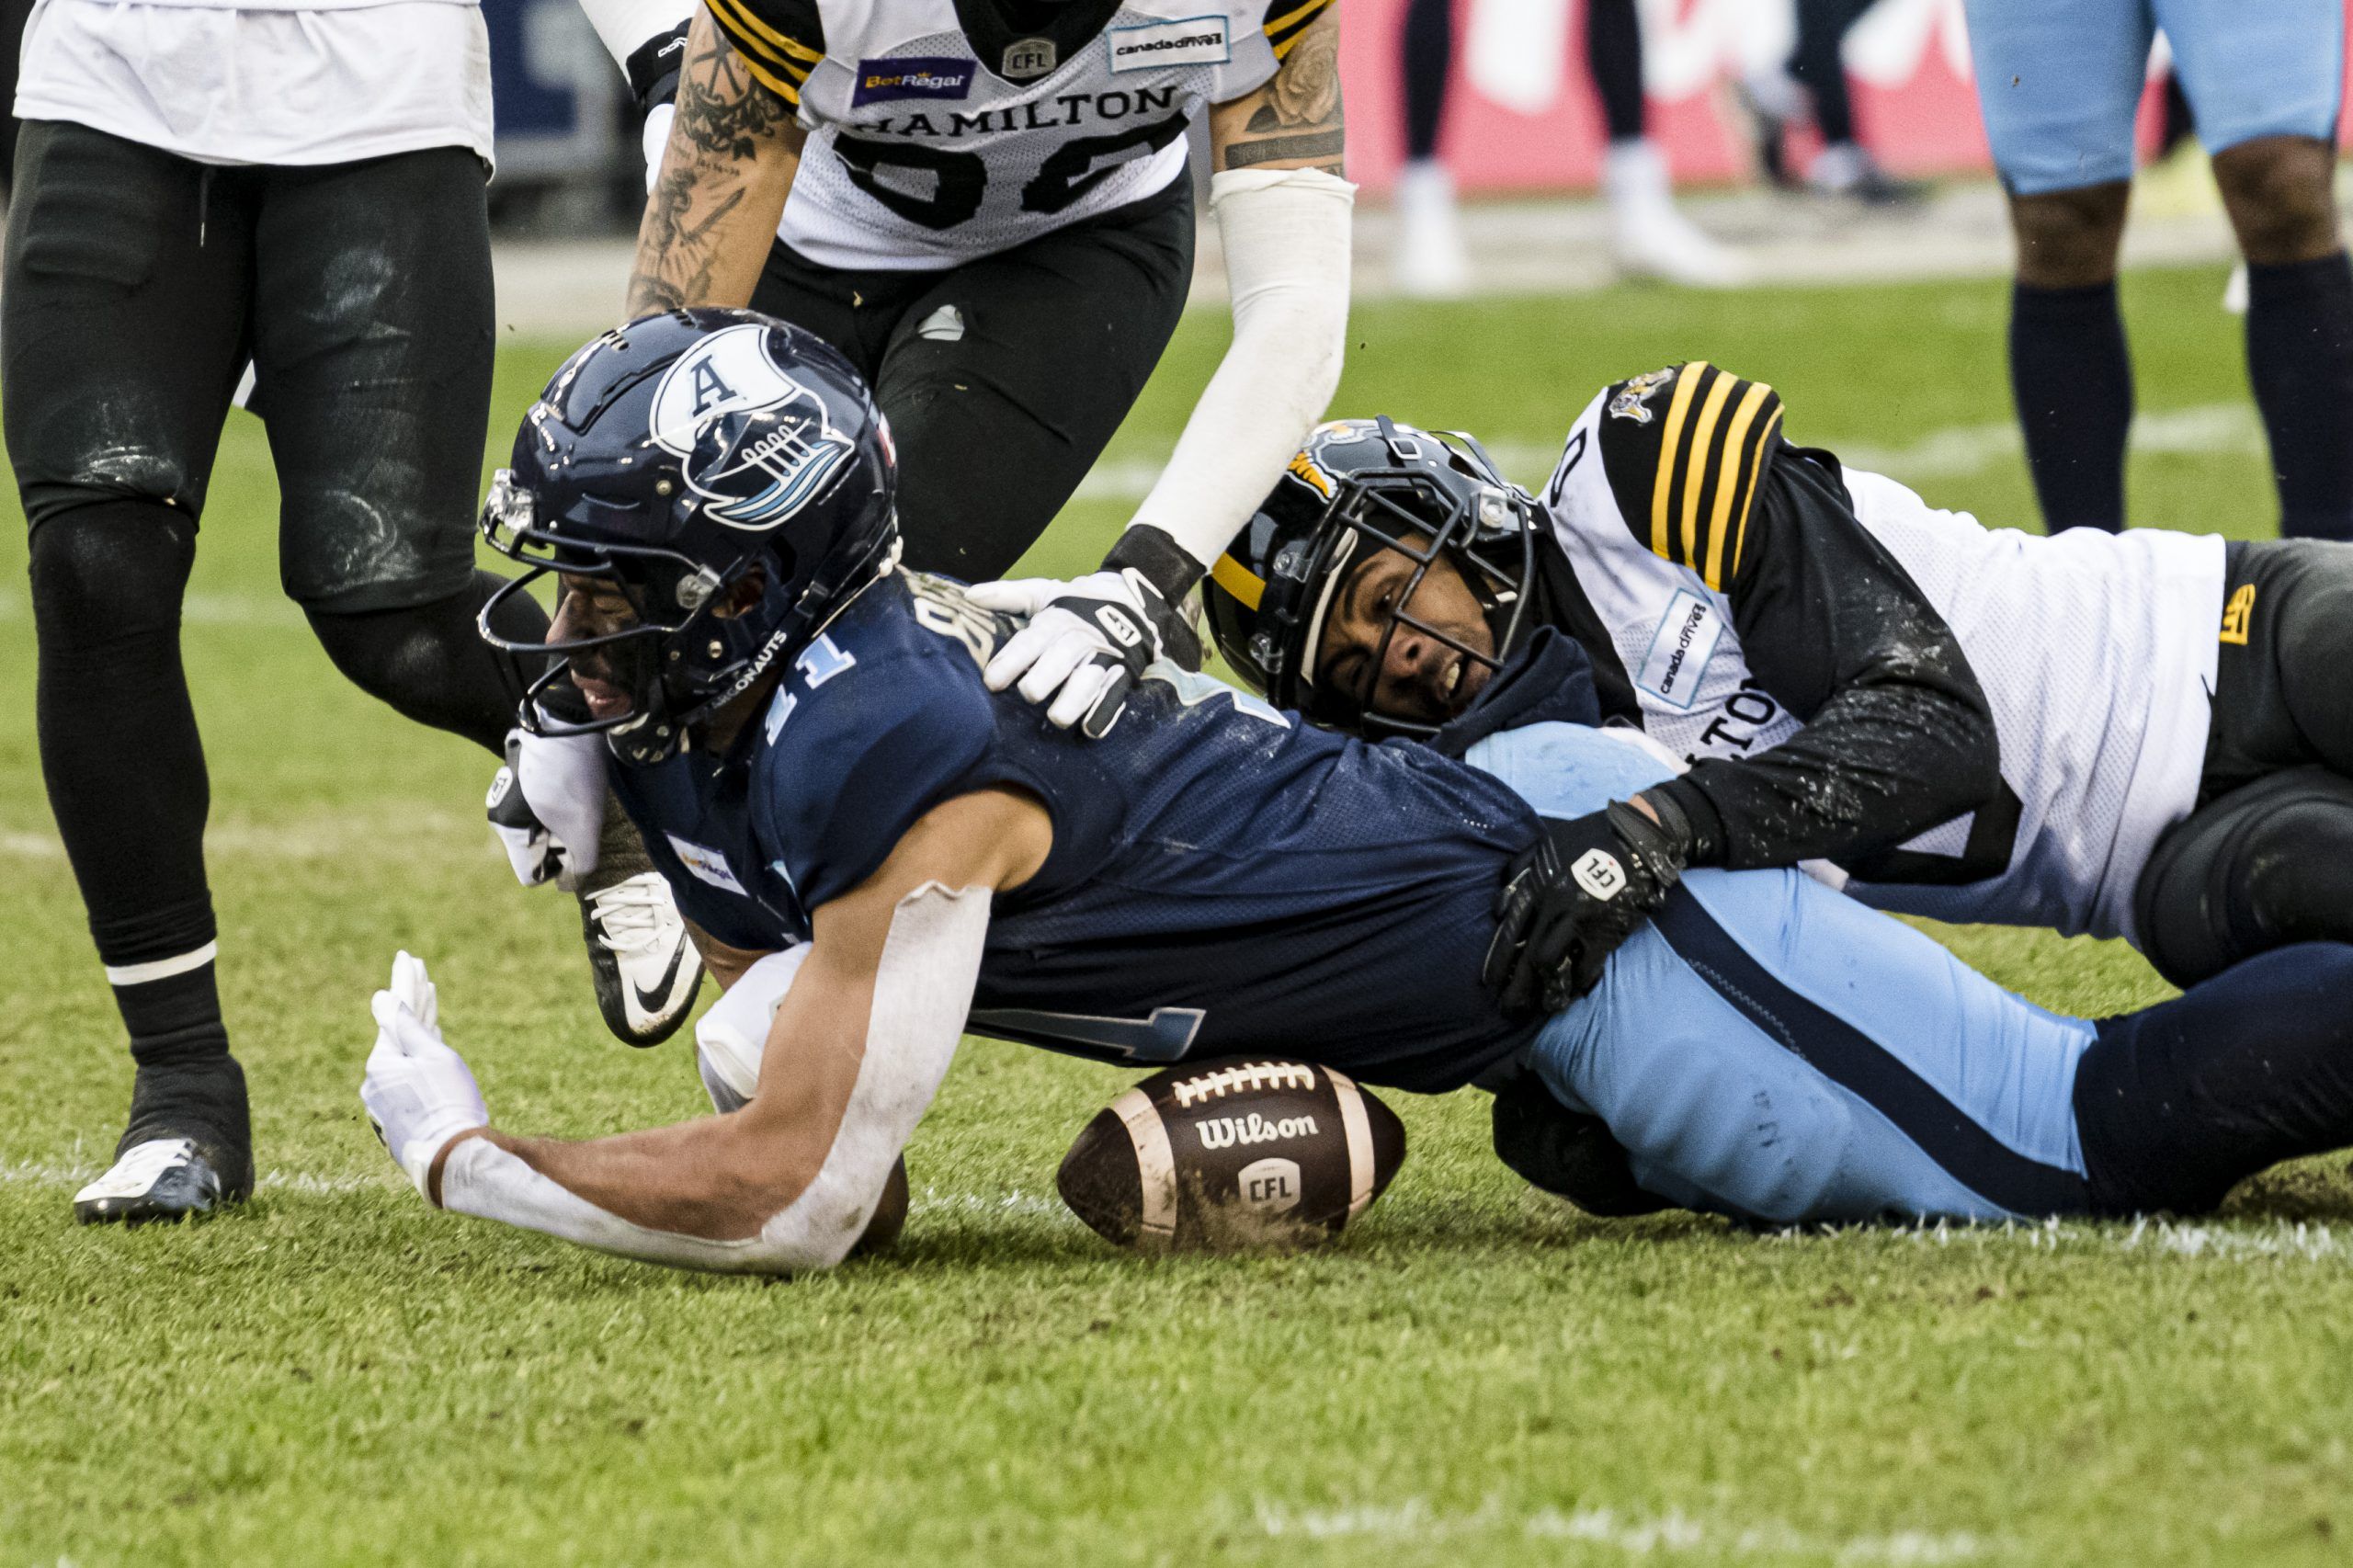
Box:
[478,309,898,764]
[1202,417,1539,736]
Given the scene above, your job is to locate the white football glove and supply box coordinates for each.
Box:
[486,726,608,891]
[361,951,490,1200]
[967,565,1199,738]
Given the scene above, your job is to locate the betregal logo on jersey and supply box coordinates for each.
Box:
[852,57,976,107]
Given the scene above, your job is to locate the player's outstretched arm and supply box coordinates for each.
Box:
[625,7,807,318]
[361,790,1051,1276]
[966,6,1353,736]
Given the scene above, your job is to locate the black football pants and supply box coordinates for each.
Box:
[750,182,1194,581]
[2136,540,2353,984]
[5,121,540,1151]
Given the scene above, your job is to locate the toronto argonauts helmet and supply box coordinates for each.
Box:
[479,309,897,763]
[1202,417,1538,736]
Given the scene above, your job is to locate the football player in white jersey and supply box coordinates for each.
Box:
[591,0,1350,737]
[1202,372,2353,1014]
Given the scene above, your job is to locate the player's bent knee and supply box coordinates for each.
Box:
[2008,186,2131,288]
[2213,136,2340,264]
[27,499,198,642]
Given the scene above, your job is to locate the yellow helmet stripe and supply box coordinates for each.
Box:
[1728,403,1784,582]
[1679,368,1738,574]
[1211,553,1267,611]
[1648,361,1709,560]
[1704,380,1777,591]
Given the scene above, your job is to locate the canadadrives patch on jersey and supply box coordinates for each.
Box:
[1108,16,1231,71]
[649,323,855,530]
[1597,361,1785,595]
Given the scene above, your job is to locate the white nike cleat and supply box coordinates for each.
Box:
[74,1137,234,1225]
[1604,140,1753,290]
[580,870,705,1047]
[1391,159,1472,299]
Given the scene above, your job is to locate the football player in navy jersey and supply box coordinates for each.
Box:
[359,314,2353,1274]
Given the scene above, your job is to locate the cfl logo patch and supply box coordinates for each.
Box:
[1571,847,1627,902]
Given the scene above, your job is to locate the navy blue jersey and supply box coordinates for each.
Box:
[610,571,1547,1092]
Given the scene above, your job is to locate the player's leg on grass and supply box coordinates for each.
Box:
[1963,0,2144,533]
[2074,944,2353,1215]
[2163,0,2353,540]
[253,148,700,1048]
[1391,0,1470,299]
[2137,541,2353,983]
[5,122,260,1220]
[873,191,1194,580]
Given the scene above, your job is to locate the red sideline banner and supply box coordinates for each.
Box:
[1341,0,2353,195]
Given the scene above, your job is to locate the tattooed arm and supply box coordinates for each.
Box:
[1206,7,1343,175]
[625,7,806,318]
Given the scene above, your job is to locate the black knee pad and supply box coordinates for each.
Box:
[27,500,198,644]
[306,570,546,754]
[2138,767,2353,985]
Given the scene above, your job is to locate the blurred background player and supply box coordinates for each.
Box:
[1963,0,2353,537]
[1392,0,1744,296]
[1738,0,1922,204]
[4,0,566,1221]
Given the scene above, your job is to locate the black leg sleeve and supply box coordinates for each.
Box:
[2135,767,2353,986]
[1399,0,1453,163]
[2245,251,2353,542]
[2075,944,2353,1215]
[2009,281,2132,533]
[306,570,552,756]
[1585,0,1647,144]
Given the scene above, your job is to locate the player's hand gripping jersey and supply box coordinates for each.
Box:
[1540,362,2226,944]
[608,570,1544,1091]
[703,0,1334,268]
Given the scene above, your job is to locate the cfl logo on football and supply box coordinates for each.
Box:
[1572,848,1627,901]
[1237,1156,1303,1214]
[1195,1111,1319,1150]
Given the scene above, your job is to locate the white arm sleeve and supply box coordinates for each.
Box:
[1126,166,1355,572]
[576,0,693,68]
[440,883,989,1276]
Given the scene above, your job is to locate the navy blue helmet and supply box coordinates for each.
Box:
[1202,417,1538,737]
[480,309,897,762]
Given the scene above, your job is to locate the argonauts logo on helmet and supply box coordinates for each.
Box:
[649,323,856,530]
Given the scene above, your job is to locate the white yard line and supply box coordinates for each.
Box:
[5,1154,2350,1267]
[1076,402,2257,502]
[1255,1498,1994,1562]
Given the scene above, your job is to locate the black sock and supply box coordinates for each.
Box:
[1399,0,1451,162]
[2245,250,2353,541]
[306,569,553,756]
[117,962,249,1176]
[28,501,247,1162]
[1586,0,1646,144]
[2009,281,2131,533]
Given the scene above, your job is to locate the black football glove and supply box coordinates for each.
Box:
[1483,795,1691,1017]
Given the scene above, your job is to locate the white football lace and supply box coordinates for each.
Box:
[585,873,677,959]
[97,1138,195,1186]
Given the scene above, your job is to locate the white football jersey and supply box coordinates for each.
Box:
[705,0,1327,269]
[1541,366,2226,946]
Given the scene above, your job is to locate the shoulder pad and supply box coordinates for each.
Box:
[1595,362,1784,592]
[704,0,824,106]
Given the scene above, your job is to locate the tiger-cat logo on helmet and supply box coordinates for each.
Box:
[649,323,855,530]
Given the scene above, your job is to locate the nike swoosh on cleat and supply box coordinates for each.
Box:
[626,943,691,1026]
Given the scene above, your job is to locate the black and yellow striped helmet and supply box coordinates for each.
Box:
[1203,417,1538,736]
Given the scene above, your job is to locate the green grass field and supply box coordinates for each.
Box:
[6,267,2352,1567]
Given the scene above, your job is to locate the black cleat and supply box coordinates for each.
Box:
[73,1136,248,1225]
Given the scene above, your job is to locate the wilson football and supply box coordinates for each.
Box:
[1057,1059,1406,1251]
